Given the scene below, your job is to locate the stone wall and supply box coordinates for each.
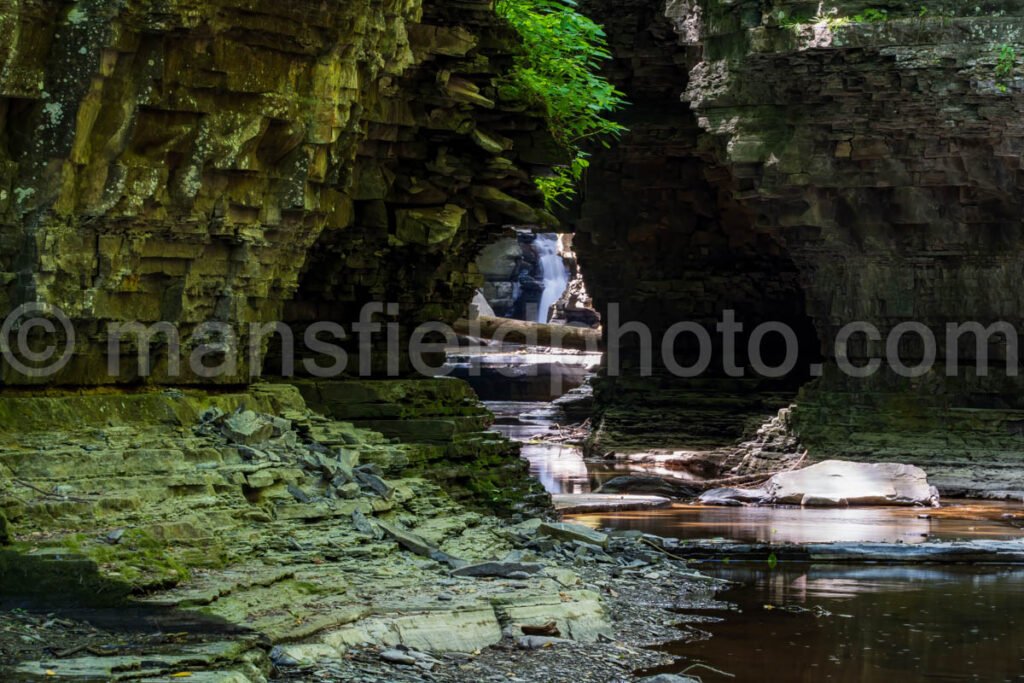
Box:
[0,0,556,384]
[574,0,819,453]
[577,0,1024,490]
[683,1,1024,491]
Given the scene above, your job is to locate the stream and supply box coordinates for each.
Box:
[477,350,1024,682]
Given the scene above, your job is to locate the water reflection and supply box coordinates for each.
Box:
[655,565,1024,682]
[570,503,1024,544]
[485,397,1024,681]
[487,400,692,494]
[520,442,592,494]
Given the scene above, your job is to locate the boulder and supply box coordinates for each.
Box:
[766,460,940,507]
[222,410,274,445]
[595,475,698,499]
[471,290,495,318]
[700,460,940,507]
[698,487,767,506]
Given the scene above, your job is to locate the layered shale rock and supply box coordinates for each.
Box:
[0,385,613,680]
[0,0,556,384]
[576,1,1024,493]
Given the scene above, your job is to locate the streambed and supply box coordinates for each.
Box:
[489,395,1024,682]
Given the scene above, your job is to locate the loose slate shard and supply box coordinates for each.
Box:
[375,520,436,557]
[536,522,609,549]
[450,561,546,578]
[354,470,393,498]
[351,509,377,537]
[287,484,312,504]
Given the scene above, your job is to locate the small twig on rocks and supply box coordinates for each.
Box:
[12,478,93,503]
[638,539,737,584]
[682,662,737,678]
[684,663,733,679]
[694,451,810,491]
[691,472,776,490]
[52,644,89,658]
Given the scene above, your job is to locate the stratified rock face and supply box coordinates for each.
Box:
[0,0,554,384]
[679,1,1024,352]
[679,1,1024,487]
[577,0,1024,488]
[575,0,819,454]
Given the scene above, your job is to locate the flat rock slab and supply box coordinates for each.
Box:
[324,606,503,654]
[552,493,671,514]
[700,460,940,507]
[537,522,609,549]
[15,641,248,680]
[451,561,546,578]
[673,539,1024,564]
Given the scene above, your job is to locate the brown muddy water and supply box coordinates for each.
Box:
[569,501,1024,545]
[488,397,1024,683]
[646,564,1024,682]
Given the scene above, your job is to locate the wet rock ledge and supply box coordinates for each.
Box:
[0,383,717,681]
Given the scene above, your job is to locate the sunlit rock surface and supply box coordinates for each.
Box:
[0,0,557,384]
[700,459,941,507]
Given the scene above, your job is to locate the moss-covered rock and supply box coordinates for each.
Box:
[0,0,556,385]
[0,511,12,545]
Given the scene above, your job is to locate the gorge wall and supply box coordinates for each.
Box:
[0,0,557,384]
[577,0,1024,493]
[0,1,560,616]
[5,0,1024,493]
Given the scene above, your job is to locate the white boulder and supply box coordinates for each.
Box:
[700,460,941,507]
[766,460,940,507]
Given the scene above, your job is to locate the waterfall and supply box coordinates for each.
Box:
[535,234,569,323]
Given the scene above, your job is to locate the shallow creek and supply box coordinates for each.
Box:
[486,392,1024,682]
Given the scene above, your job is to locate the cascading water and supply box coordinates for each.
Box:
[534,234,569,323]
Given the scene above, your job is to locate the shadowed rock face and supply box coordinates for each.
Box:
[0,0,557,384]
[576,0,1024,489]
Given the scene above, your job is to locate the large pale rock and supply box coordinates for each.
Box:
[323,607,503,654]
[491,590,612,643]
[222,410,274,445]
[393,608,503,653]
[766,460,940,507]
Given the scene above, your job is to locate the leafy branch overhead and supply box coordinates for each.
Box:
[496,0,628,207]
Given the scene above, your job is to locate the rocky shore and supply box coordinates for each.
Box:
[0,383,717,682]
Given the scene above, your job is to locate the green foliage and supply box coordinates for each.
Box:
[496,0,627,206]
[852,8,888,22]
[996,43,1016,93]
[777,6,890,28]
[0,511,11,545]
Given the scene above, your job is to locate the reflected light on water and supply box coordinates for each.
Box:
[569,502,1024,544]
[652,565,1024,683]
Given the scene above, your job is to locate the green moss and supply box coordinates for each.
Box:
[0,544,132,606]
[57,529,193,590]
[0,511,12,545]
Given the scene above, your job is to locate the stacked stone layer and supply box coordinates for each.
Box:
[0,0,556,384]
